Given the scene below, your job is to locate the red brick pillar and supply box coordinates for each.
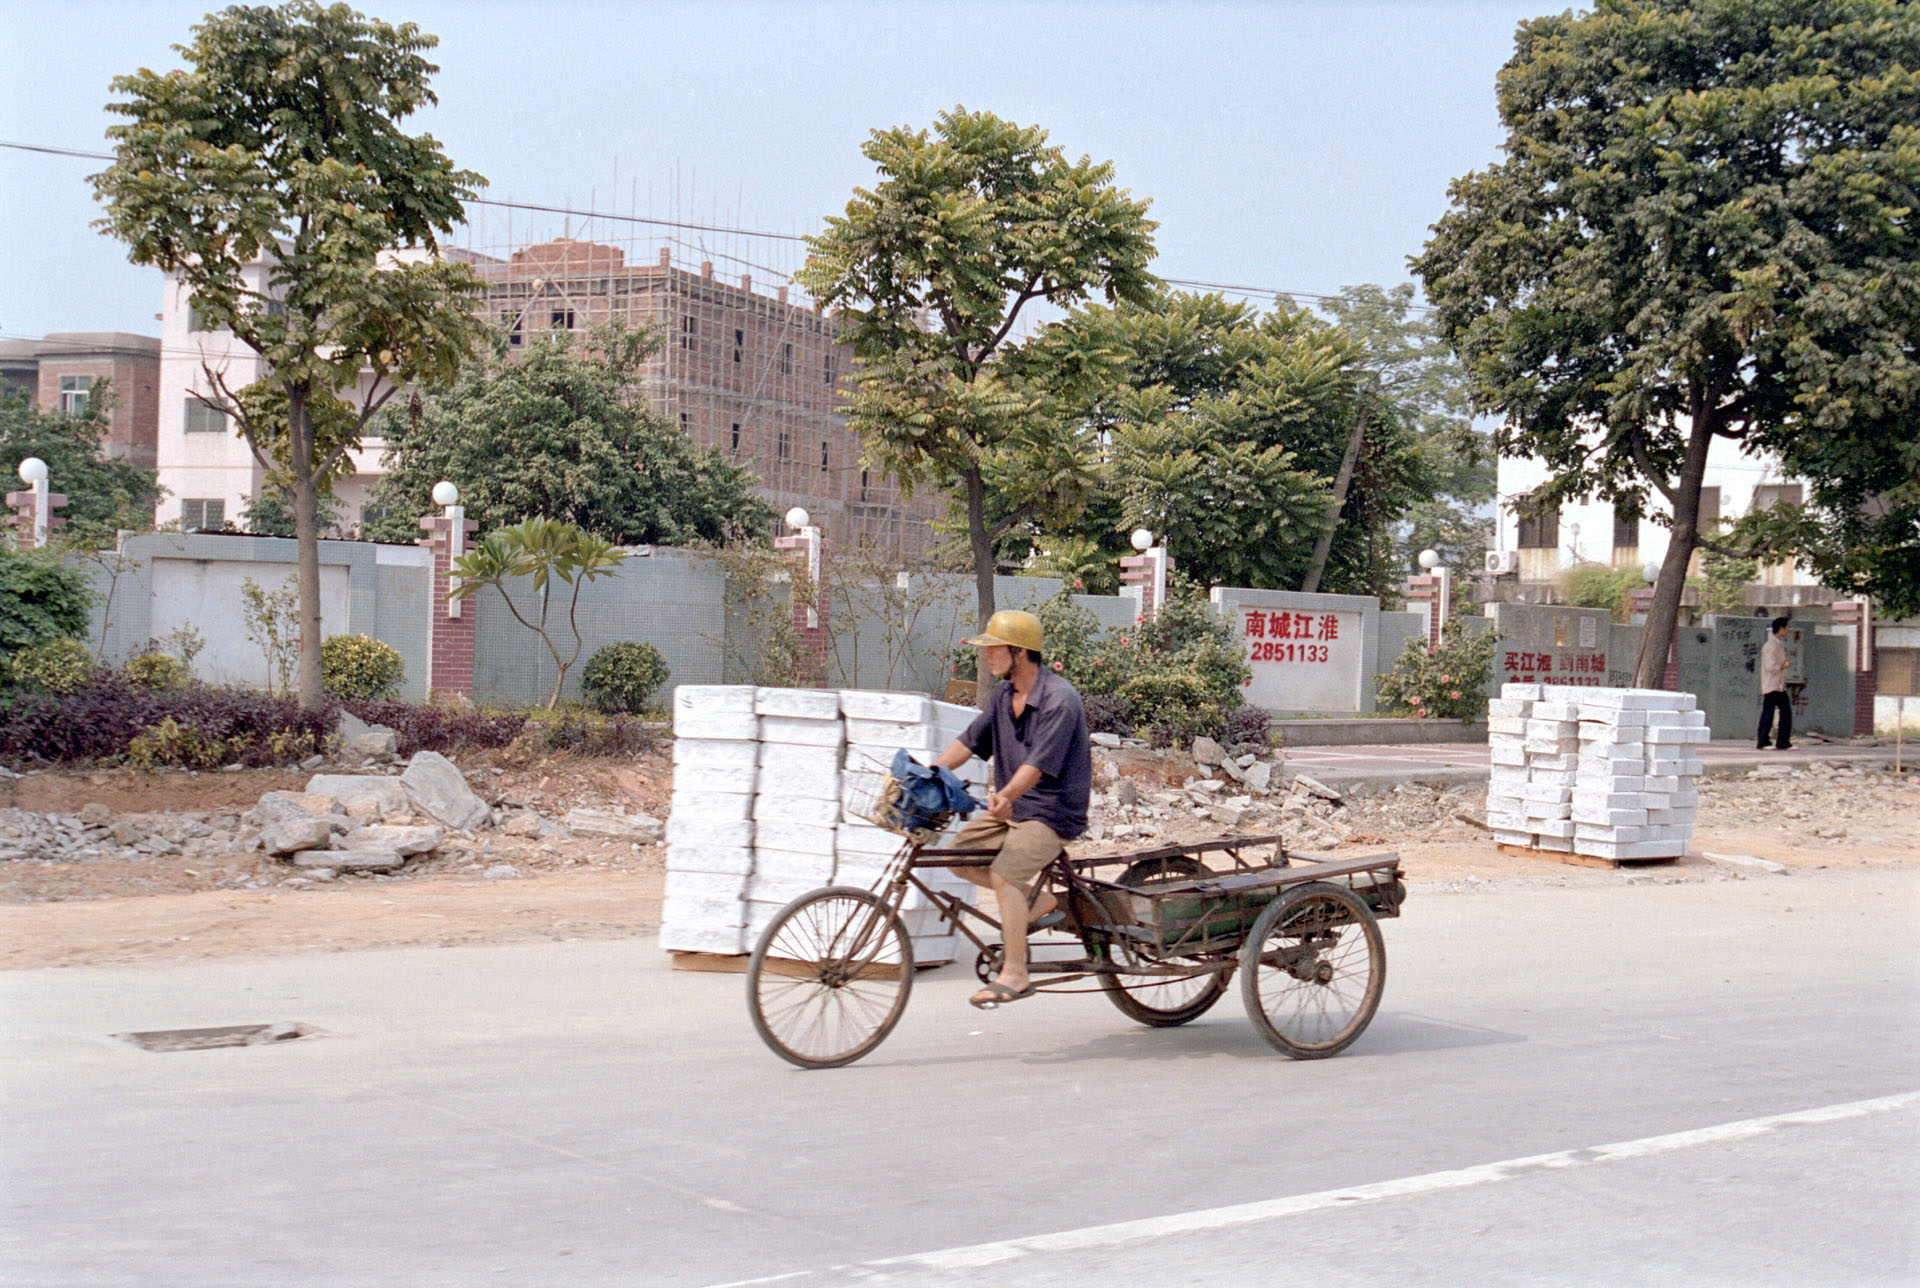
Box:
[1404,572,1451,646]
[1834,600,1876,736]
[1119,535,1170,622]
[773,517,829,686]
[419,511,480,700]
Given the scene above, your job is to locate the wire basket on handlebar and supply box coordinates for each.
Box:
[845,749,984,845]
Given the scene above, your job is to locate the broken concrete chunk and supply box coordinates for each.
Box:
[400,751,491,830]
[264,818,336,856]
[563,808,664,842]
[79,802,113,827]
[1243,762,1274,795]
[251,791,345,828]
[1291,774,1343,803]
[1191,736,1226,767]
[342,824,442,856]
[287,847,404,872]
[304,775,409,818]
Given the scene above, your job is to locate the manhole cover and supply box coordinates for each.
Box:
[116,1022,318,1052]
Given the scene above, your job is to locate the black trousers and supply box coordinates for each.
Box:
[1757,690,1793,749]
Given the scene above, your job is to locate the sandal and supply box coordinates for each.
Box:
[969,981,1038,1009]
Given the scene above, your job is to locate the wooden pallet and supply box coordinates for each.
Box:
[1497,843,1682,870]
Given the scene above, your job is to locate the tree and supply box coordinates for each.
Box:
[1023,290,1433,595]
[1314,284,1494,576]
[797,107,1159,656]
[0,387,161,542]
[448,517,626,709]
[365,325,774,545]
[92,1,488,706]
[1415,0,1919,685]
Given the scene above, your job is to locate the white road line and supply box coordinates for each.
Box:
[700,1090,1920,1287]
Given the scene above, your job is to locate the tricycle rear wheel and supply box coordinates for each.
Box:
[1239,880,1384,1059]
[1098,856,1230,1027]
[747,886,914,1069]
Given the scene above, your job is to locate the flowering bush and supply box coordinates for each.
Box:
[1373,621,1500,723]
[321,633,406,700]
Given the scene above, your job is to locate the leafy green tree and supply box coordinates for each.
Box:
[0,388,160,541]
[92,1,488,706]
[0,547,94,658]
[1026,291,1432,594]
[240,483,344,538]
[366,326,774,545]
[1315,284,1494,575]
[797,107,1159,648]
[448,517,626,708]
[1415,0,1919,685]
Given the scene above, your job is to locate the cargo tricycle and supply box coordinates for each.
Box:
[745,768,1404,1069]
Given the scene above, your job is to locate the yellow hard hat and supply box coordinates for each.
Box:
[965,609,1044,652]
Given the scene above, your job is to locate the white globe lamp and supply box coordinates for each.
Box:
[785,506,811,530]
[18,457,48,486]
[1641,561,1661,584]
[431,480,459,507]
[1417,548,1441,570]
[1130,528,1154,553]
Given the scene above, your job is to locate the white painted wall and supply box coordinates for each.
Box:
[149,558,350,688]
[1494,433,1807,582]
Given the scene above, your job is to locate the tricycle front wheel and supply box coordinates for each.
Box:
[1239,881,1384,1059]
[747,886,914,1069]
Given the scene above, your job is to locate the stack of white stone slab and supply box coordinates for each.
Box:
[746,687,846,947]
[1485,683,1708,861]
[660,685,759,955]
[664,685,997,963]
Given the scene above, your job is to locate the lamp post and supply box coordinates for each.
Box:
[18,458,49,549]
[433,480,465,616]
[781,506,821,629]
[1119,528,1169,620]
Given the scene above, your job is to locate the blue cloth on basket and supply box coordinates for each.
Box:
[885,749,983,833]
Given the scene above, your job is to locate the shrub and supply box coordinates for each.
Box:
[1224,704,1271,748]
[321,634,406,700]
[1117,669,1226,748]
[580,641,671,714]
[0,547,93,656]
[340,698,527,757]
[8,637,94,696]
[125,715,232,770]
[1081,692,1134,738]
[0,677,335,766]
[1374,621,1501,723]
[1559,562,1639,620]
[120,651,188,691]
[520,707,657,756]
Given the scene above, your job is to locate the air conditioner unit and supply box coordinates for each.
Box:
[1485,550,1519,575]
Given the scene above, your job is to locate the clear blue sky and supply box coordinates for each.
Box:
[0,0,1547,340]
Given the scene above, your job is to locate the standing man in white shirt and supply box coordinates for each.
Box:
[1756,617,1795,751]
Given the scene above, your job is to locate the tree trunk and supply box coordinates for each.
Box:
[964,466,997,702]
[1301,400,1368,594]
[1630,413,1716,689]
[290,393,326,708]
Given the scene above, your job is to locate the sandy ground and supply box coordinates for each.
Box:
[1,751,1913,970]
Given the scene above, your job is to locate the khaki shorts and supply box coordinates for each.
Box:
[950,815,1066,901]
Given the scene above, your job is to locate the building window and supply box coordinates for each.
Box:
[184,398,228,434]
[780,343,792,375]
[730,422,741,453]
[859,468,870,502]
[777,428,791,463]
[1752,483,1803,512]
[1612,505,1638,550]
[507,314,523,347]
[824,355,835,387]
[679,412,690,433]
[1515,494,1559,550]
[682,316,696,351]
[186,305,206,333]
[733,329,744,364]
[821,441,830,473]
[58,375,94,416]
[179,499,225,531]
[1695,486,1721,535]
[551,309,574,331]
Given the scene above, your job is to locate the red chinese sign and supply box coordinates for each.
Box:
[1499,649,1609,687]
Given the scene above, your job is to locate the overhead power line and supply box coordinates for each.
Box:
[3,137,1426,311]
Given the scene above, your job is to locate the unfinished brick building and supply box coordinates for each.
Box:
[473,237,946,560]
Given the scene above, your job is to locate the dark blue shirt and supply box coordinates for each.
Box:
[961,668,1092,840]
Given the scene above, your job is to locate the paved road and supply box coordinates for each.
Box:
[3,866,1916,1286]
